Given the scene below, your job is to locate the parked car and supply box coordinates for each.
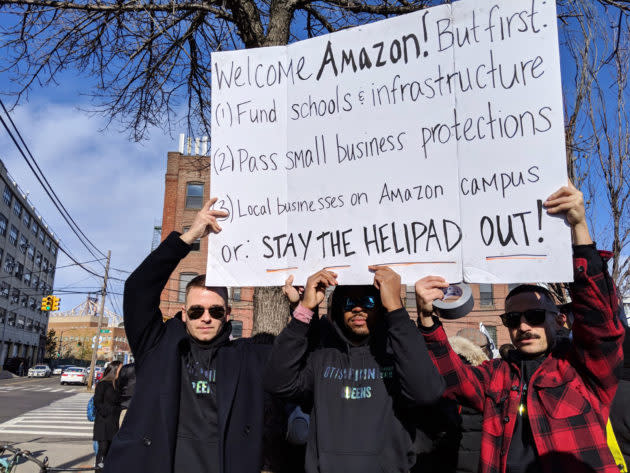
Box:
[27,364,51,378]
[53,364,71,375]
[60,366,87,385]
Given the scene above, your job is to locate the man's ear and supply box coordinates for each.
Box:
[555,313,567,329]
[181,304,188,322]
[226,306,232,320]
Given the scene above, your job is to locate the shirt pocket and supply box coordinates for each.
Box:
[535,375,591,419]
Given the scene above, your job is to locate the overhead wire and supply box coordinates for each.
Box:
[0,100,107,263]
[0,102,107,281]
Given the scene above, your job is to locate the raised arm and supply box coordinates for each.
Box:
[369,265,445,405]
[416,276,493,411]
[545,183,624,403]
[264,270,336,400]
[123,199,227,361]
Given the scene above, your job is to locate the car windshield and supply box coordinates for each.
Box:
[66,368,83,372]
[33,365,47,369]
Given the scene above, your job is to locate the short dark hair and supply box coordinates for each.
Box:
[505,284,555,306]
[185,275,229,305]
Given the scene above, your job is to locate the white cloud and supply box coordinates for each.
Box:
[0,100,176,315]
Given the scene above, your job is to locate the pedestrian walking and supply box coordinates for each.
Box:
[93,360,122,471]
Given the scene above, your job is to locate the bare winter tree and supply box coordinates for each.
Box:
[1,0,628,329]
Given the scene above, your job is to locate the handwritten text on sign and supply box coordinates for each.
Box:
[207,0,572,286]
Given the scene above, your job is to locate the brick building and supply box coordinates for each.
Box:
[47,298,131,362]
[159,135,513,346]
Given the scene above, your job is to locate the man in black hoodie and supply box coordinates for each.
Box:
[265,267,445,473]
[105,199,271,473]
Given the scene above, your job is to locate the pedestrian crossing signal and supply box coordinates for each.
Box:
[41,295,53,311]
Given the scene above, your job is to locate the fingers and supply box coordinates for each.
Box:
[285,275,294,287]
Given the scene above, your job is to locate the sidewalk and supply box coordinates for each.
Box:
[1,438,95,472]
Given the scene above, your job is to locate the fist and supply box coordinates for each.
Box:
[414,276,449,315]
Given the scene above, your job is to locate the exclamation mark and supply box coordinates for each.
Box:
[421,11,429,57]
[537,199,544,242]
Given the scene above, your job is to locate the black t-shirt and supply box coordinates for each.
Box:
[506,356,545,473]
[173,323,231,473]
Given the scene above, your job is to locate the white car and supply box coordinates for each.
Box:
[28,364,51,377]
[52,365,70,375]
[60,366,87,385]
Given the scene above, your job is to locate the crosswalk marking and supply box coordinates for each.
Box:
[0,392,93,438]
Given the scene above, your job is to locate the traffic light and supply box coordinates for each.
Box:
[51,296,60,311]
[41,295,52,311]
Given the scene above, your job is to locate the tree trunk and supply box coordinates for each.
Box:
[252,287,290,336]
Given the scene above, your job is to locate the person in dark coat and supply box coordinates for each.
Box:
[116,363,135,426]
[93,360,122,470]
[610,328,630,467]
[265,267,445,473]
[104,199,272,473]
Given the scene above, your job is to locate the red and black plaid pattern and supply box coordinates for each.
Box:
[421,247,625,473]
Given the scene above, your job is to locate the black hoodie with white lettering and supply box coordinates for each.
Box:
[264,286,445,473]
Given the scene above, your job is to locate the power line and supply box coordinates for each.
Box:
[0,101,107,273]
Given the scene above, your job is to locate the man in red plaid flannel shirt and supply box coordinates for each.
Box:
[416,183,625,473]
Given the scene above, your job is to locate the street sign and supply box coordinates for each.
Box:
[100,329,110,333]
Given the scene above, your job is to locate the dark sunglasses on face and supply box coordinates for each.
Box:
[500,309,550,329]
[186,305,226,320]
[343,295,378,312]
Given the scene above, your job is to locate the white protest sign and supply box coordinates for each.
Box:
[207,0,572,286]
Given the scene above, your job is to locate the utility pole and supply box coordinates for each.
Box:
[87,250,110,391]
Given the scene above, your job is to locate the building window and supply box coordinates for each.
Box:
[20,294,28,308]
[31,220,38,236]
[39,229,44,243]
[178,272,198,303]
[32,274,39,289]
[16,315,24,329]
[11,288,20,304]
[45,236,51,251]
[7,312,16,326]
[12,200,21,218]
[3,254,15,274]
[0,307,5,324]
[232,287,241,302]
[35,251,42,267]
[0,213,6,237]
[50,242,57,256]
[28,296,36,310]
[24,270,31,286]
[22,212,30,227]
[231,320,243,338]
[27,245,34,261]
[0,282,9,298]
[3,186,12,206]
[18,235,28,254]
[479,284,494,307]
[185,183,204,209]
[43,258,49,273]
[182,226,200,251]
[39,281,46,294]
[9,225,18,246]
[484,325,498,347]
[15,263,24,280]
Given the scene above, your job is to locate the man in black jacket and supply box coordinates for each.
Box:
[104,199,270,473]
[264,267,445,473]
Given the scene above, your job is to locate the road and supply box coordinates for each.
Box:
[0,375,95,472]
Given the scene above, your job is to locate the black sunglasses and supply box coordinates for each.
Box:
[500,309,549,329]
[186,305,226,320]
[343,295,378,312]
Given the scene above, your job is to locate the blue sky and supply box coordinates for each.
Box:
[0,3,626,316]
[0,85,176,315]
